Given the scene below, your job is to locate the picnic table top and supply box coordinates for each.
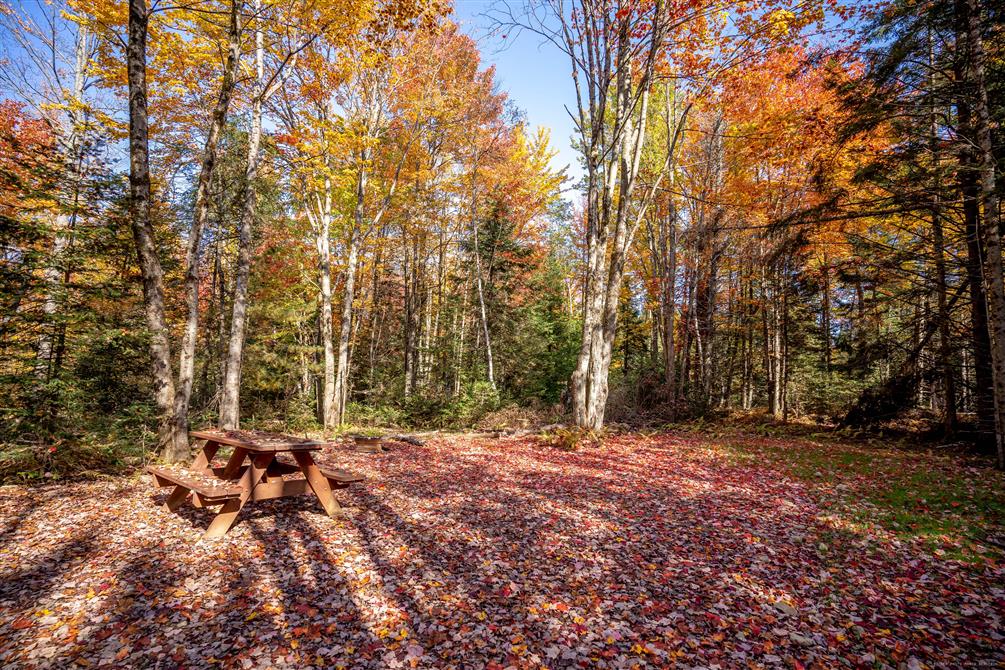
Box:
[191,428,325,452]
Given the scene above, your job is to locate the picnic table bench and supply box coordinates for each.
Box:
[146,429,362,538]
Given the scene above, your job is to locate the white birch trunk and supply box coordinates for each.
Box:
[219,3,264,429]
[171,0,243,460]
[36,23,89,381]
[333,226,359,425]
[309,181,337,431]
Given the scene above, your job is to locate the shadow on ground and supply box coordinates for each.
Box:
[0,434,1001,668]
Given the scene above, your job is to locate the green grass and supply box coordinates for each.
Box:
[710,432,1005,563]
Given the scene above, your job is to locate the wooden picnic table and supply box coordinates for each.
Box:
[147,429,361,538]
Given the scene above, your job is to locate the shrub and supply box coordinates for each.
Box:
[344,401,406,428]
[542,425,602,451]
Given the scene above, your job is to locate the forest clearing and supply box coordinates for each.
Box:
[2,0,1005,666]
[2,429,1004,668]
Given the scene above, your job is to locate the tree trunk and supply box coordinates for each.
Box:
[742,274,754,410]
[333,222,359,424]
[930,169,957,433]
[367,231,384,390]
[220,5,263,429]
[649,205,677,414]
[127,0,177,457]
[677,264,695,404]
[318,236,336,429]
[403,235,417,396]
[311,180,336,430]
[821,254,831,376]
[570,163,610,429]
[36,24,89,384]
[780,277,790,420]
[954,1,996,450]
[172,0,243,457]
[927,26,957,434]
[454,275,470,396]
[567,3,668,431]
[959,0,1005,468]
[472,215,495,389]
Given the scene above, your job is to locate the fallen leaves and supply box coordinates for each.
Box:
[0,433,1002,668]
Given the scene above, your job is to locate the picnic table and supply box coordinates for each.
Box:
[146,429,362,538]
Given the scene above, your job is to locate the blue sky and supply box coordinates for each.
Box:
[1,0,580,182]
[452,1,582,185]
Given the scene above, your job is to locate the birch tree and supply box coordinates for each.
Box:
[219,0,319,429]
[167,0,244,461]
[506,0,672,428]
[125,0,177,452]
[0,2,98,385]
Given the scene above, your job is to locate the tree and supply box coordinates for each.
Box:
[956,0,1005,468]
[0,1,99,394]
[126,0,176,453]
[219,0,322,429]
[503,0,673,429]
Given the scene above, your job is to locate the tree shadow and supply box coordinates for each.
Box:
[344,463,817,665]
[333,437,1003,666]
[242,501,386,666]
[2,438,1002,668]
[0,527,100,664]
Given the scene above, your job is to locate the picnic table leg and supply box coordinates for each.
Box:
[204,453,272,539]
[221,447,248,480]
[164,485,191,512]
[293,451,342,518]
[191,440,221,473]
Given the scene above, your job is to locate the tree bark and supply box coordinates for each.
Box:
[954,0,995,450]
[333,220,359,424]
[172,0,243,456]
[928,26,957,434]
[646,196,677,412]
[127,0,177,456]
[454,274,470,396]
[959,0,1005,468]
[821,254,831,375]
[469,167,496,390]
[403,234,417,396]
[309,179,336,430]
[663,212,677,400]
[220,2,263,429]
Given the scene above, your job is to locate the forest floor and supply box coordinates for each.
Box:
[1,430,1003,669]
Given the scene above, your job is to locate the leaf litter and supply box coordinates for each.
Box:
[0,433,1001,669]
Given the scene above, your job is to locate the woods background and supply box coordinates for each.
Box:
[1,0,1004,476]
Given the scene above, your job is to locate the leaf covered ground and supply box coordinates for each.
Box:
[1,433,1003,669]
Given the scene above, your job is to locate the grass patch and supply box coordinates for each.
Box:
[709,431,1005,563]
[0,434,152,483]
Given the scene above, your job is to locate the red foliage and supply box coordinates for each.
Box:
[0,434,1001,667]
